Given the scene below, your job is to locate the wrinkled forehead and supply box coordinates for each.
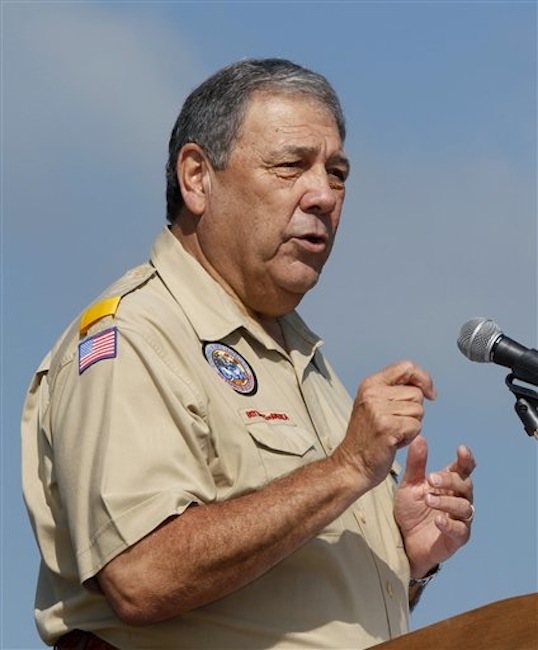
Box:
[236,91,344,150]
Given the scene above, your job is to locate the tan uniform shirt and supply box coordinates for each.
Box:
[22,228,411,649]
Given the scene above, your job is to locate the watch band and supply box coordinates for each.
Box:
[409,563,441,588]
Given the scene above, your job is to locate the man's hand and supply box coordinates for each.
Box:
[394,435,476,579]
[334,360,437,489]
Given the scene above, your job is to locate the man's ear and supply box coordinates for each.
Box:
[177,143,212,216]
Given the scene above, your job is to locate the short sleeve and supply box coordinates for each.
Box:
[51,325,215,582]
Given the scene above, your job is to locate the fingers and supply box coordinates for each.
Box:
[432,511,472,546]
[338,362,436,487]
[426,492,474,524]
[429,469,473,499]
[462,504,475,523]
[447,445,477,481]
[357,377,426,449]
[427,494,474,554]
[430,444,476,494]
[426,451,476,534]
[360,360,435,426]
[376,360,437,401]
[360,361,434,447]
[401,435,428,485]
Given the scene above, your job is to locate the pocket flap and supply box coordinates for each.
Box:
[247,422,314,457]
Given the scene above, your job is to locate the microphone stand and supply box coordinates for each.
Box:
[505,373,538,441]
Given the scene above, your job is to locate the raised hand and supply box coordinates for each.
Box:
[394,435,476,579]
[336,360,437,489]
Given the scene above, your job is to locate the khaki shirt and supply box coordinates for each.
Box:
[22,228,411,649]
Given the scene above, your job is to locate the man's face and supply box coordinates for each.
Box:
[194,92,349,318]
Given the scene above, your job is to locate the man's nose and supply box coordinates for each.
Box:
[299,170,340,215]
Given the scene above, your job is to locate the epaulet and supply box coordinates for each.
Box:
[46,264,156,387]
[80,296,121,335]
[79,263,156,335]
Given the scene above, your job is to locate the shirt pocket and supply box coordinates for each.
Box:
[245,419,317,484]
[241,412,345,536]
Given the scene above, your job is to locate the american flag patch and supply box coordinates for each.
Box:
[79,327,117,374]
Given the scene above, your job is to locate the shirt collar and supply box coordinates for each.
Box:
[150,227,323,372]
[281,311,325,379]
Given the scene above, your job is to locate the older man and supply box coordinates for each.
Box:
[22,58,475,649]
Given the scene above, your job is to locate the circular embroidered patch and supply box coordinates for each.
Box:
[203,342,257,395]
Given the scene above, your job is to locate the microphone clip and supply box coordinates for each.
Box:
[505,373,538,441]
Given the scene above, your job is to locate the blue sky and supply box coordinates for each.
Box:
[2,1,537,647]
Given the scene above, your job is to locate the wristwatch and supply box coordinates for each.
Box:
[409,564,441,588]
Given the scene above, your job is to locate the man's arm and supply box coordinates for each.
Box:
[97,452,368,625]
[97,360,435,625]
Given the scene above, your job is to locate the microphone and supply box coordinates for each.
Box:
[457,318,538,386]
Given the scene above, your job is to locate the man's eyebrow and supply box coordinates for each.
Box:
[269,144,317,159]
[271,145,350,170]
[328,153,351,172]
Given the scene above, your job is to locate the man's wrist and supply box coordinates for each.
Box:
[408,564,441,611]
[409,563,441,588]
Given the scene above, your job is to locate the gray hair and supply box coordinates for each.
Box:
[165,58,346,222]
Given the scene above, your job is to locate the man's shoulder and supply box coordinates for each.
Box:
[45,263,159,379]
[79,264,157,335]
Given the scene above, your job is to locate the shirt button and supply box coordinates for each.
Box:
[358,510,366,524]
[386,581,394,598]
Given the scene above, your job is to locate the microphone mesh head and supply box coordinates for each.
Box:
[457,318,503,362]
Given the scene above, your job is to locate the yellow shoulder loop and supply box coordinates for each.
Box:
[80,296,121,335]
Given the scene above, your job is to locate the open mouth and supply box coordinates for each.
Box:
[302,234,326,245]
[286,228,330,253]
[292,230,329,247]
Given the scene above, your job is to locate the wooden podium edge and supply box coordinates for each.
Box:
[371,592,538,649]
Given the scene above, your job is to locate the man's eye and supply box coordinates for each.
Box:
[329,168,347,182]
[274,161,304,178]
[280,161,301,168]
[327,171,347,189]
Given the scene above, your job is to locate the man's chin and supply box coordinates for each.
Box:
[250,276,320,318]
[280,271,321,303]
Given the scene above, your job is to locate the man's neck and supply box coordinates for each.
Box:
[257,316,288,351]
[171,220,292,351]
